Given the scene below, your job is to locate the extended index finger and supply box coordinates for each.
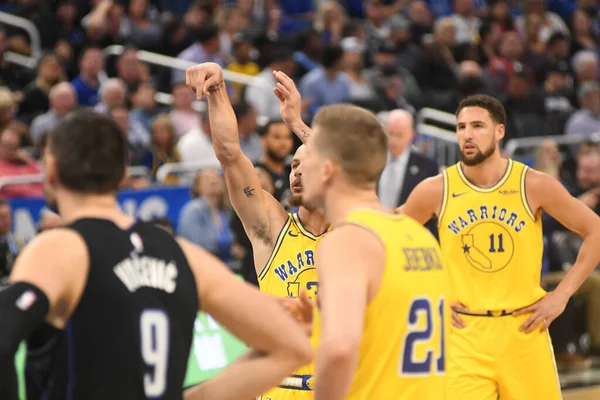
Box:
[274,70,296,91]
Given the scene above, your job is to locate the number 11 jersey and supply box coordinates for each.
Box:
[343,210,450,400]
[438,159,546,311]
[55,218,198,400]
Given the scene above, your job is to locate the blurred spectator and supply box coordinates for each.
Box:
[129,81,161,133]
[71,46,104,107]
[534,138,563,181]
[565,82,600,138]
[19,54,66,124]
[0,87,17,135]
[0,129,43,199]
[226,34,261,99]
[109,105,147,164]
[292,29,322,79]
[314,1,347,46]
[299,45,350,119]
[255,120,294,202]
[363,0,393,52]
[364,64,415,114]
[515,0,569,43]
[389,17,422,73]
[537,32,573,83]
[570,9,599,56]
[13,0,59,49]
[503,71,547,140]
[30,82,77,146]
[572,50,599,86]
[55,0,85,50]
[0,28,33,92]
[0,200,22,282]
[537,61,576,136]
[245,48,295,121]
[233,101,262,163]
[378,109,439,236]
[439,60,486,112]
[176,109,219,168]
[522,13,548,72]
[409,0,434,45]
[488,30,530,94]
[341,37,375,103]
[157,14,190,59]
[93,78,127,115]
[488,0,515,32]
[172,22,223,84]
[169,83,200,138]
[116,46,146,94]
[83,0,126,47]
[178,168,243,265]
[121,0,162,51]
[216,7,250,64]
[451,0,481,45]
[142,114,180,183]
[36,209,63,232]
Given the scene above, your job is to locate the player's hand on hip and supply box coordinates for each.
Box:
[514,291,570,334]
[276,291,314,336]
[450,302,468,329]
[272,70,303,126]
[185,62,224,99]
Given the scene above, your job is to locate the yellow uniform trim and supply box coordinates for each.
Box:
[258,217,292,281]
[520,166,536,221]
[292,213,327,240]
[457,159,514,193]
[438,169,449,226]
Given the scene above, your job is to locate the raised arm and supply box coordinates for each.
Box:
[179,238,312,400]
[272,70,313,143]
[397,174,444,224]
[514,170,600,333]
[186,64,286,248]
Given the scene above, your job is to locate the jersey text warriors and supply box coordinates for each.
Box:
[343,210,450,400]
[258,213,328,400]
[438,159,546,311]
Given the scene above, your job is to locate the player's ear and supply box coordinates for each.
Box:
[322,159,337,186]
[44,154,58,186]
[495,123,505,142]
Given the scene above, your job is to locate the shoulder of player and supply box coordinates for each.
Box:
[415,173,444,199]
[319,224,384,258]
[17,228,87,265]
[524,167,561,197]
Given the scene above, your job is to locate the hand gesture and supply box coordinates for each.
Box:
[277,290,314,336]
[450,302,468,329]
[513,291,569,334]
[185,62,224,99]
[272,70,303,128]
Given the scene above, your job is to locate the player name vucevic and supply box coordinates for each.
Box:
[114,253,178,293]
[446,205,526,234]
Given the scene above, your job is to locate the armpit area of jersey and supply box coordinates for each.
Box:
[0,282,50,357]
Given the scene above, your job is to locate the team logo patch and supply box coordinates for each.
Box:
[130,232,144,253]
[16,290,37,311]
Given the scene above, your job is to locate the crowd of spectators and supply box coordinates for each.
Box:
[0,0,598,372]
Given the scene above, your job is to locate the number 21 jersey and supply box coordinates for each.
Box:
[438,159,546,311]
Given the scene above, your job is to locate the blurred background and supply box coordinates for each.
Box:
[0,0,599,397]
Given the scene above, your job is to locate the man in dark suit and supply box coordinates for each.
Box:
[378,109,440,238]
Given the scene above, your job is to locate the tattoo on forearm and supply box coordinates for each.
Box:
[302,129,310,139]
[244,186,255,197]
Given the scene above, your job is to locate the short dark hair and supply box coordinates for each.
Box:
[321,45,344,68]
[48,110,126,195]
[456,94,507,125]
[258,120,286,137]
[233,101,253,120]
[196,22,219,43]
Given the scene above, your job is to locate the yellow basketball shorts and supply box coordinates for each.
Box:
[447,312,562,400]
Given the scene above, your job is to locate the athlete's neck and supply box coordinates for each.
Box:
[461,155,509,188]
[297,206,329,234]
[57,190,131,226]
[324,185,384,227]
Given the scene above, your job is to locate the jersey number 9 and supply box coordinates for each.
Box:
[399,297,445,376]
[140,309,170,397]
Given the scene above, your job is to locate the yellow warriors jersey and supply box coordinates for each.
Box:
[258,213,329,395]
[438,159,546,311]
[343,210,450,400]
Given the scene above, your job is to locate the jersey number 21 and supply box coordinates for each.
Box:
[399,297,445,375]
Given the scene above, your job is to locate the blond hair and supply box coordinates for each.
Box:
[312,104,387,187]
[0,87,15,113]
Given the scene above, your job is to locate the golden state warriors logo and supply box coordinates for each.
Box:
[461,221,514,273]
[287,267,319,299]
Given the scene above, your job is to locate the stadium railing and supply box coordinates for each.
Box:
[0,11,41,69]
[415,107,459,167]
[504,132,600,159]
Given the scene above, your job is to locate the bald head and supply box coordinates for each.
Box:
[459,60,482,78]
[386,109,414,158]
[50,82,77,116]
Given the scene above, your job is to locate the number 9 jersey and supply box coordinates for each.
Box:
[342,210,451,400]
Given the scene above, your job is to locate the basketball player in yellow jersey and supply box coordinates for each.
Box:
[186,63,329,399]
[295,104,451,400]
[400,94,600,400]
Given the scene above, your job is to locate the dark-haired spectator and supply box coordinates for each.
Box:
[71,46,104,107]
[0,200,22,281]
[299,45,350,120]
[292,29,323,79]
[451,0,481,45]
[245,48,296,121]
[30,82,77,147]
[565,82,600,138]
[503,71,547,140]
[142,114,180,183]
[477,20,501,66]
[83,0,126,49]
[157,14,190,58]
[255,121,293,202]
[233,102,262,163]
[169,83,200,138]
[55,0,86,55]
[409,1,434,45]
[93,78,127,115]
[115,46,146,95]
[0,29,33,92]
[172,22,223,84]
[389,16,421,72]
[488,30,530,94]
[226,34,261,98]
[130,81,161,133]
[109,105,148,163]
[537,61,576,136]
[570,9,599,56]
[438,60,487,112]
[19,54,66,124]
[0,129,43,199]
[13,0,59,49]
[515,0,569,43]
[488,0,515,32]
[536,32,573,83]
[121,0,162,51]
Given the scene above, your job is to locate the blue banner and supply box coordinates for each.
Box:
[8,186,192,242]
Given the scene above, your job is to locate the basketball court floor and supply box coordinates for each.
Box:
[561,367,600,399]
